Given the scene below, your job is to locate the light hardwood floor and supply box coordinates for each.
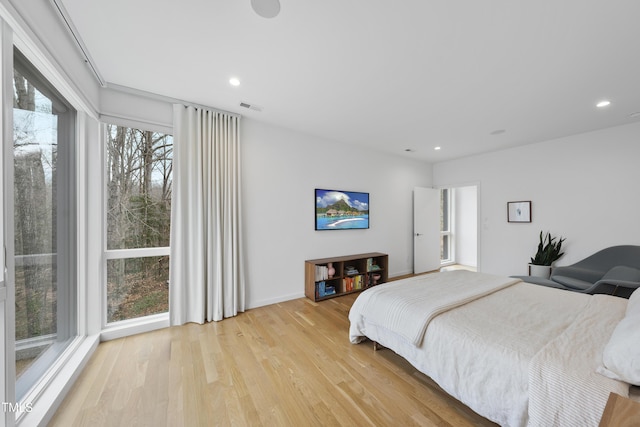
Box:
[49,293,497,426]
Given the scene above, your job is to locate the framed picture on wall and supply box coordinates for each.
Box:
[507,201,531,223]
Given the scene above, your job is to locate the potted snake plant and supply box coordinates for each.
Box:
[529,231,566,279]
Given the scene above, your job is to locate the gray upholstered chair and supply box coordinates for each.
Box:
[513,245,640,298]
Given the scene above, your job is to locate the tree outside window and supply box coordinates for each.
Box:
[105,124,173,323]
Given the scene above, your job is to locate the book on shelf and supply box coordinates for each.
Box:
[324,285,336,295]
[315,265,332,281]
[316,281,326,298]
[354,275,362,290]
[343,276,354,292]
[344,265,359,275]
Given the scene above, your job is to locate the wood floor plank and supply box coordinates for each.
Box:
[49,294,498,426]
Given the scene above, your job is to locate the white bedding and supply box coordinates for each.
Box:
[349,270,519,346]
[528,294,629,426]
[348,272,630,427]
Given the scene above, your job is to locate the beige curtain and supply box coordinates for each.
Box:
[169,104,245,324]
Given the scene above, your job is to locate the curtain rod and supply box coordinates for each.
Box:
[50,0,106,87]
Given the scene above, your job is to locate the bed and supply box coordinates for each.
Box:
[349,270,640,427]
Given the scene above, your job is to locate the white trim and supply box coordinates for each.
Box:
[2,14,15,427]
[76,112,88,337]
[0,301,6,427]
[247,292,305,310]
[84,113,102,337]
[101,122,108,330]
[16,335,99,427]
[104,247,170,260]
[101,312,169,341]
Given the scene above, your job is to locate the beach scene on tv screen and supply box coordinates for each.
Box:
[315,189,369,230]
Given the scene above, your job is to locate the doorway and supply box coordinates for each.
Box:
[413,185,478,274]
[442,185,478,270]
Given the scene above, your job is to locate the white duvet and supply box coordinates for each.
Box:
[348,271,630,427]
[349,270,519,346]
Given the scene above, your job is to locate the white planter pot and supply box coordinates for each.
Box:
[529,264,552,279]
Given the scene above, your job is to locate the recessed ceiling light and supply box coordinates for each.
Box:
[434,146,441,151]
[596,100,611,108]
[229,77,241,87]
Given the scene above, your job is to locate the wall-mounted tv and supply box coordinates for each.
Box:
[315,188,369,230]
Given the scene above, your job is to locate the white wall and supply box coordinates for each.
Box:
[454,185,477,268]
[93,86,435,310]
[99,86,173,132]
[433,121,640,277]
[242,119,432,308]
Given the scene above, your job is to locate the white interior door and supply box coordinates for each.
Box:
[413,187,441,274]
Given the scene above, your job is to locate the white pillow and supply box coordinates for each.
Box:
[600,299,640,385]
[626,286,640,316]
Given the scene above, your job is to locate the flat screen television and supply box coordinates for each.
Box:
[315,188,369,230]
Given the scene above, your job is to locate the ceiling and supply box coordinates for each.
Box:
[57,0,640,162]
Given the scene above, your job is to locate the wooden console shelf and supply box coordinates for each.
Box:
[305,252,388,301]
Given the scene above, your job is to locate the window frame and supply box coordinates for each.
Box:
[3,26,101,426]
[12,46,79,402]
[100,121,171,339]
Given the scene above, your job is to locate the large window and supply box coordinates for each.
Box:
[13,48,77,399]
[105,124,172,324]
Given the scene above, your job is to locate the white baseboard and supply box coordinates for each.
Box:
[100,313,169,342]
[247,292,305,310]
